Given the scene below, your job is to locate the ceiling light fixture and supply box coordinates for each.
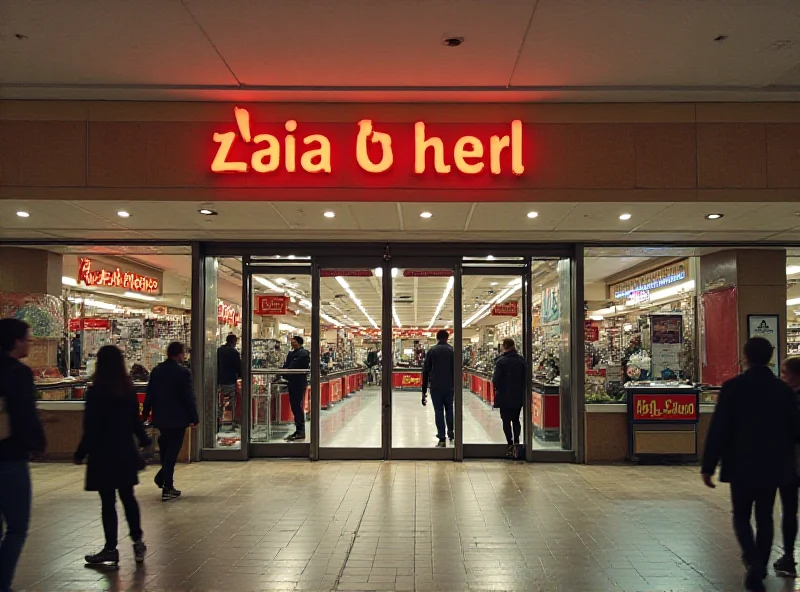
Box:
[254,276,282,292]
[123,291,157,301]
[619,213,632,221]
[787,266,800,276]
[324,211,335,218]
[527,211,539,219]
[428,276,455,329]
[62,276,78,287]
[393,306,402,328]
[16,211,29,218]
[336,276,378,328]
[117,211,131,218]
[705,213,723,220]
[490,282,498,286]
[198,208,217,216]
[420,212,433,219]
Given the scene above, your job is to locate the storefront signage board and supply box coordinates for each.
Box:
[748,314,781,376]
[650,314,683,380]
[632,394,698,421]
[78,258,160,294]
[402,270,452,277]
[69,318,111,331]
[611,261,687,300]
[320,269,373,277]
[491,301,518,317]
[254,295,289,316]
[401,374,422,388]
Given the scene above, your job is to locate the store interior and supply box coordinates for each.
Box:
[5,244,799,456]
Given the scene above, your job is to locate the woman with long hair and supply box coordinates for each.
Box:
[74,345,151,566]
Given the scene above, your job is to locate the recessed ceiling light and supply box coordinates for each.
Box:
[619,213,632,221]
[442,36,464,47]
[487,255,495,260]
[117,210,131,218]
[198,208,217,216]
[527,211,539,219]
[420,212,433,219]
[323,211,335,218]
[16,211,29,218]
[490,282,498,286]
[705,213,723,220]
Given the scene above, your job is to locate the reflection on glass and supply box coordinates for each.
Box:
[461,274,524,446]
[392,270,454,448]
[319,269,381,448]
[250,274,311,443]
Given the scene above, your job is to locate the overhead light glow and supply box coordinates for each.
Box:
[393,306,402,328]
[254,276,282,292]
[123,291,157,301]
[619,213,632,221]
[647,280,695,303]
[324,211,335,218]
[589,315,604,321]
[705,213,723,220]
[336,276,378,328]
[198,208,217,215]
[788,297,800,306]
[16,211,30,218]
[490,282,498,286]
[62,276,78,286]
[117,211,131,218]
[527,211,539,219]
[420,212,433,219]
[279,323,300,332]
[428,276,455,329]
[787,266,800,276]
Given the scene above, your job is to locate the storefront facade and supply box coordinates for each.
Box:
[2,100,799,463]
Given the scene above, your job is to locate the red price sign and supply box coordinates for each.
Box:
[69,318,110,331]
[402,270,452,277]
[254,295,289,316]
[320,269,373,277]
[633,394,697,421]
[584,323,599,342]
[491,301,518,317]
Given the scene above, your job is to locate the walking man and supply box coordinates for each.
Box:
[142,342,198,501]
[217,334,241,430]
[775,356,800,577]
[422,329,454,447]
[492,338,526,459]
[0,319,46,592]
[702,337,800,591]
[282,336,310,441]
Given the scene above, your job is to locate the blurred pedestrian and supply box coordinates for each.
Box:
[74,345,150,567]
[0,319,46,592]
[492,337,525,459]
[142,342,198,501]
[775,356,800,577]
[702,337,800,591]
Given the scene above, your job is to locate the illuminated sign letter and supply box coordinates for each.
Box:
[414,122,451,174]
[251,134,280,173]
[453,136,484,174]
[511,120,524,176]
[284,120,297,172]
[301,134,332,173]
[356,120,393,173]
[489,134,510,175]
[211,132,247,173]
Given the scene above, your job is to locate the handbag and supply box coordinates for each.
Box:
[0,397,10,441]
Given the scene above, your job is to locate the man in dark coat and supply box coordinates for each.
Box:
[142,342,198,501]
[492,337,526,459]
[0,319,46,592]
[702,337,800,591]
[216,334,241,429]
[282,336,310,441]
[422,329,455,447]
[774,356,800,577]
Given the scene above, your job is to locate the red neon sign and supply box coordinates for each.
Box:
[78,258,159,294]
[211,107,524,177]
[254,295,289,316]
[218,302,240,326]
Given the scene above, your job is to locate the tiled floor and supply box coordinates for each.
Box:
[12,462,797,591]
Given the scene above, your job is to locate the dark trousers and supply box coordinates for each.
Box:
[0,461,31,592]
[289,388,305,434]
[156,428,185,489]
[500,406,522,445]
[779,481,799,556]
[431,390,454,441]
[731,483,778,570]
[98,487,142,550]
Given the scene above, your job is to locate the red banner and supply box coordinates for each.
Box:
[491,301,518,316]
[320,269,373,277]
[69,318,110,331]
[402,270,453,277]
[254,295,289,316]
[632,394,698,421]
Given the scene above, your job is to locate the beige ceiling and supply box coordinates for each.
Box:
[2,0,800,102]
[2,199,799,243]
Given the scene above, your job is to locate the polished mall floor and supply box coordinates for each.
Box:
[16,462,759,591]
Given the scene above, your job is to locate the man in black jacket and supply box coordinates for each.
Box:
[702,337,800,591]
[422,330,454,447]
[142,342,199,501]
[775,356,800,577]
[0,319,46,592]
[282,336,310,441]
[217,334,241,430]
[492,338,526,459]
